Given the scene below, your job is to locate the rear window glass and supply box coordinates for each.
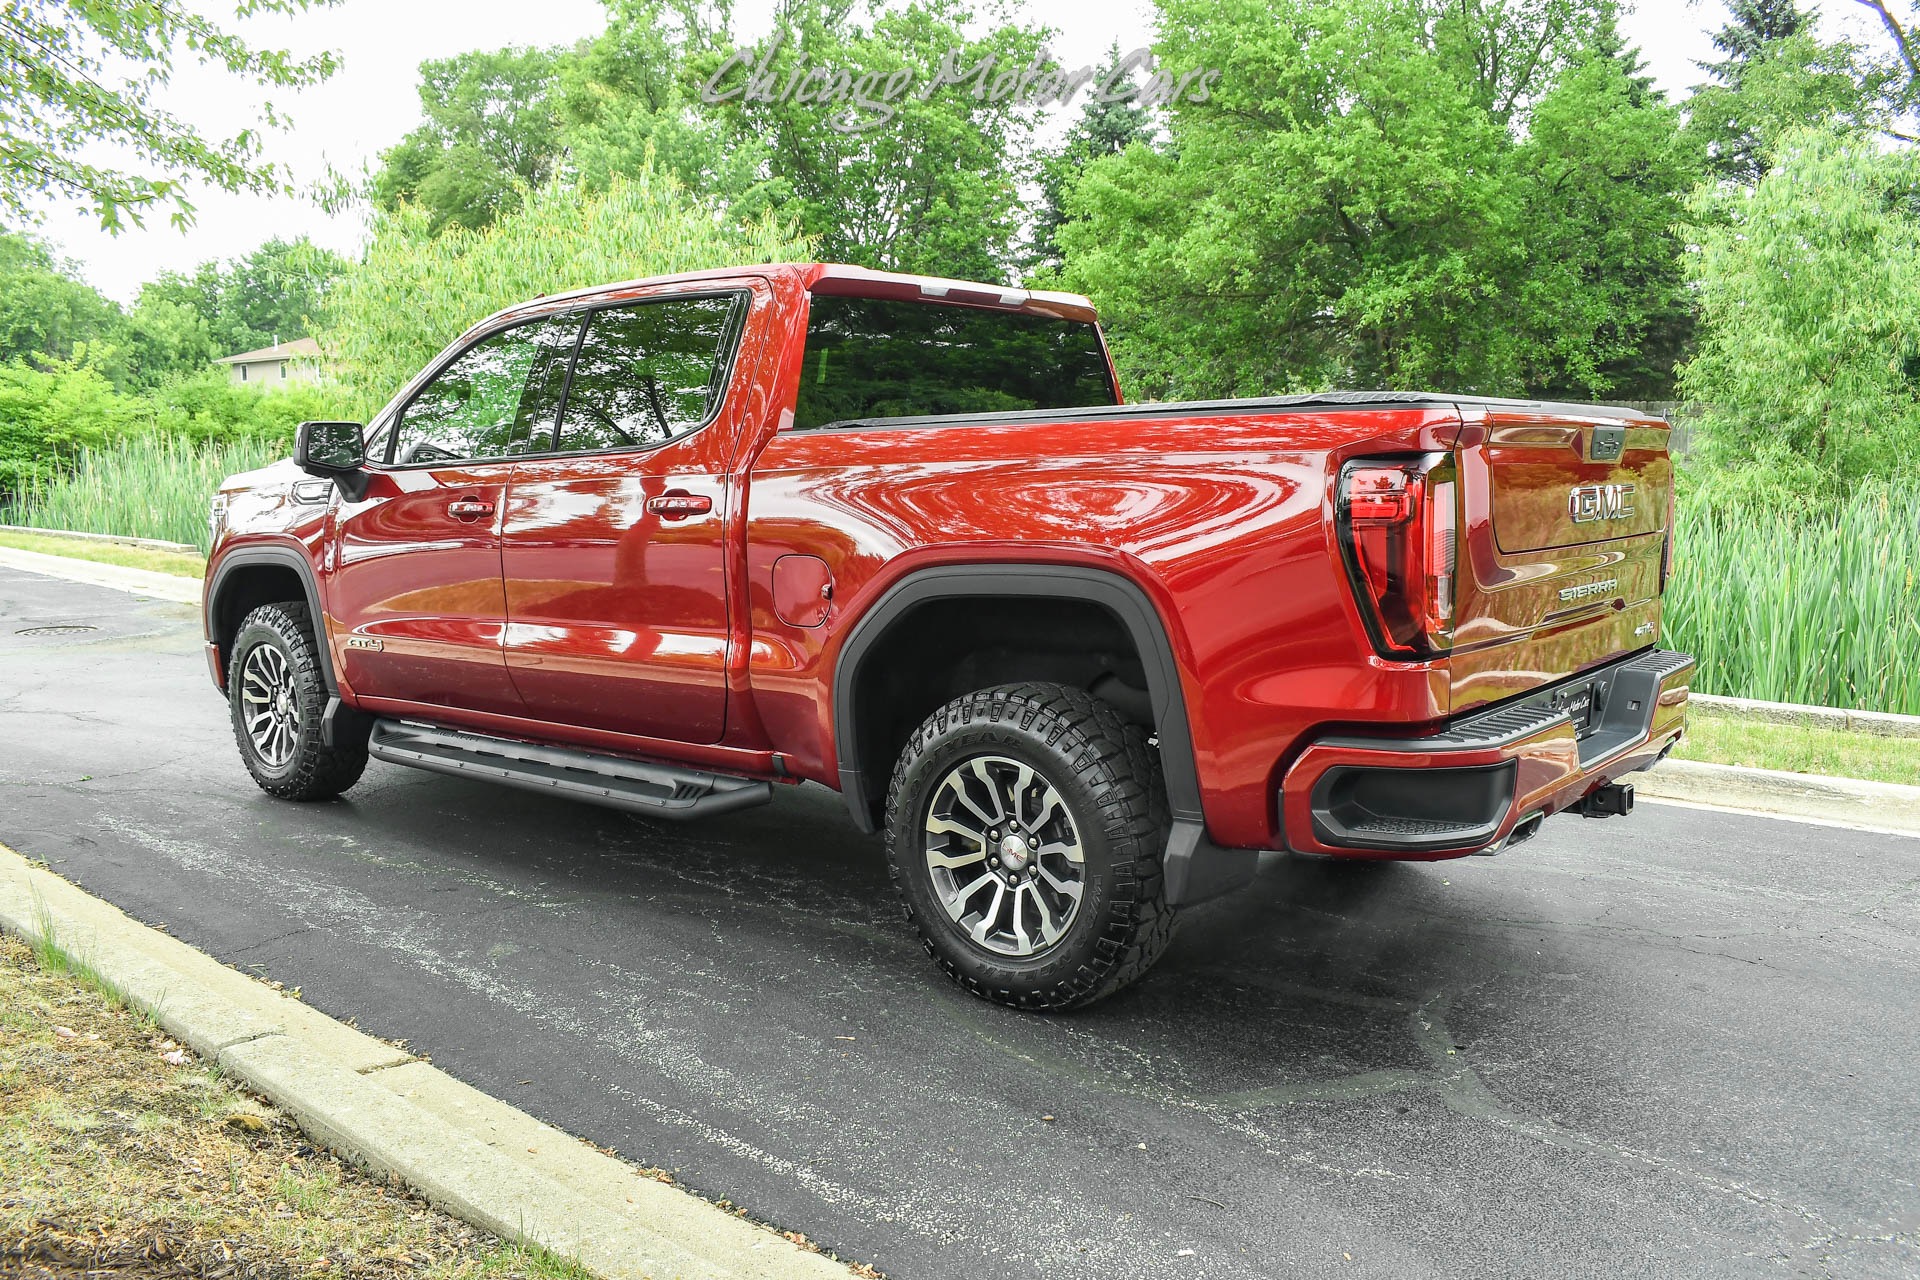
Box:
[790,296,1117,430]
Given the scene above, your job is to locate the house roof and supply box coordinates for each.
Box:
[215,337,321,364]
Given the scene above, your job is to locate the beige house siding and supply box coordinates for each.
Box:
[215,338,324,387]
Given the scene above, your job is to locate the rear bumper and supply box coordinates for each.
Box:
[1280,648,1695,860]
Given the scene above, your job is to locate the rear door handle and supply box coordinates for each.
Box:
[447,498,495,522]
[646,491,713,520]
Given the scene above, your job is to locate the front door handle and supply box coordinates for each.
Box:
[646,491,713,521]
[447,498,495,522]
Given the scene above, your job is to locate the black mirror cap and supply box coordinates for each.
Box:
[294,420,369,501]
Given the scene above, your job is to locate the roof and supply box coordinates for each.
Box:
[215,337,321,365]
[482,263,1101,336]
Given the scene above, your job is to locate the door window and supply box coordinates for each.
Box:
[390,316,580,465]
[555,294,744,454]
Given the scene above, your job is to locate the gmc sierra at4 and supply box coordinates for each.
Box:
[203,262,1694,1009]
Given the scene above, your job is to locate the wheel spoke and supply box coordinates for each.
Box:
[940,871,998,922]
[968,758,1008,825]
[968,882,1007,946]
[1039,864,1083,904]
[926,812,986,843]
[1009,884,1034,954]
[1036,834,1085,865]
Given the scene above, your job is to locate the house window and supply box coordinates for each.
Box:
[240,365,247,382]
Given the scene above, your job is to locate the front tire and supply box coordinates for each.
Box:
[884,682,1176,1010]
[228,601,367,801]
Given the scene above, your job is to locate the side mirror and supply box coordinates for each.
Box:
[294,420,369,501]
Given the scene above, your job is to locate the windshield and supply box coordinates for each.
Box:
[791,295,1117,430]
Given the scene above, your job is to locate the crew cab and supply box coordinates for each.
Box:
[204,263,1694,1009]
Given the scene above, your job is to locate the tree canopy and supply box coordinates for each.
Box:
[371,47,565,234]
[0,0,341,231]
[1048,0,1700,401]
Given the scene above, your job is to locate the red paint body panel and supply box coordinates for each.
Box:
[207,262,1689,865]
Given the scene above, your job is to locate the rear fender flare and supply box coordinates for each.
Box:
[830,564,1255,907]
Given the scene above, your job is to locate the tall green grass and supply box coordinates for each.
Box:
[3,435,288,553]
[1666,482,1920,715]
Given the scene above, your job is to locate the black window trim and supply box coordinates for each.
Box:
[375,287,755,471]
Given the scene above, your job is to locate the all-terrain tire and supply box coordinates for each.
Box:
[228,601,368,801]
[884,682,1177,1010]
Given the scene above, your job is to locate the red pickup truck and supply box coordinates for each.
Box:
[204,262,1693,1009]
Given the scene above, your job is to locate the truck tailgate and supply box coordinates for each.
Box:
[1449,408,1675,716]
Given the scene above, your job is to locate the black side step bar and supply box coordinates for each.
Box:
[367,720,773,821]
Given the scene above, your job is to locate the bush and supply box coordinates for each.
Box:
[0,362,356,502]
[0,360,142,495]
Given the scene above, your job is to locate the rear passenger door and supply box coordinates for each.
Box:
[500,285,757,745]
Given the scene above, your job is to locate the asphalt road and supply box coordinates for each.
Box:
[2,563,1917,1280]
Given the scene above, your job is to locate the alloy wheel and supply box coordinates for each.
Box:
[239,642,300,768]
[922,754,1086,958]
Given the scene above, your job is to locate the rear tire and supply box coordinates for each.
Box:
[228,601,368,801]
[884,682,1176,1010]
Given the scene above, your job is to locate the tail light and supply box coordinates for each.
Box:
[1337,454,1458,658]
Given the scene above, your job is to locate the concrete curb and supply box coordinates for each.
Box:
[1690,692,1920,740]
[0,544,201,606]
[0,523,202,555]
[0,844,859,1280]
[1636,758,1920,836]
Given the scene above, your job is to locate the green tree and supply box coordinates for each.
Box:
[321,167,809,410]
[556,1,774,218]
[141,237,349,357]
[119,294,216,389]
[0,232,121,365]
[371,47,565,233]
[1679,129,1920,508]
[0,0,340,231]
[1055,0,1699,400]
[1024,44,1155,276]
[1702,0,1817,85]
[691,0,1050,282]
[1690,36,1883,180]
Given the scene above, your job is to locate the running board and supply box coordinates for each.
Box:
[367,719,773,821]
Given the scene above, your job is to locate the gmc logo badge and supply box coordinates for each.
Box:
[1569,483,1636,524]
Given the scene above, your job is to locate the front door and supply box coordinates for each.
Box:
[329,315,577,717]
[501,287,756,745]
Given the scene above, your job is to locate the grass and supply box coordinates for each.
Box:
[0,529,205,578]
[0,931,598,1280]
[1676,715,1920,787]
[1665,481,1920,716]
[2,434,287,553]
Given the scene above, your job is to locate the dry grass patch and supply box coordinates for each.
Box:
[0,933,592,1280]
